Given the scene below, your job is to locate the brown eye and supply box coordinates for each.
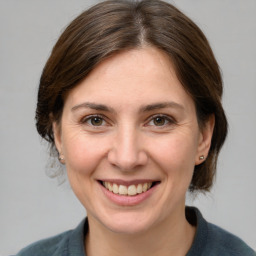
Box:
[90,116,104,126]
[153,116,166,126]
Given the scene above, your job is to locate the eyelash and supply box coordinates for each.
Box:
[80,114,108,127]
[80,114,176,128]
[146,114,176,128]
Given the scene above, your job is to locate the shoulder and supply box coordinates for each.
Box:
[14,218,87,256]
[205,222,255,256]
[186,207,255,256]
[14,230,71,256]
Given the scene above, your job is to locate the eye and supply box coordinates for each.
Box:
[152,116,167,126]
[81,115,106,127]
[147,115,175,127]
[90,116,104,126]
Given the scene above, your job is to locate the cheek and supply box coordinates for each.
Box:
[152,134,198,162]
[62,132,109,176]
[61,134,110,207]
[149,134,198,180]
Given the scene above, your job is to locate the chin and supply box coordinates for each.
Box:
[104,220,152,235]
[95,210,159,235]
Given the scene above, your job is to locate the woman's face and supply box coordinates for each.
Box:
[54,47,213,234]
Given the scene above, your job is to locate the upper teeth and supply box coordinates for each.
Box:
[103,182,153,196]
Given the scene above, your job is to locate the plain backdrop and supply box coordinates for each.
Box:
[0,0,255,255]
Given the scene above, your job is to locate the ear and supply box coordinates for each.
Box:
[195,115,215,165]
[52,120,62,157]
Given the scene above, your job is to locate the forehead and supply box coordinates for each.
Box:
[63,47,195,113]
[85,47,177,90]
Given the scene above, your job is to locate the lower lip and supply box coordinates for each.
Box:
[99,183,159,206]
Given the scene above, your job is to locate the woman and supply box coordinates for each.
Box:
[15,0,255,255]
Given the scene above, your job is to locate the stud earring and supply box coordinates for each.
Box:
[199,155,205,160]
[58,154,65,162]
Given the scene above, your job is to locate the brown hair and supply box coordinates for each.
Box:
[36,0,228,192]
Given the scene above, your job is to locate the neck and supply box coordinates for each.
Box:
[85,207,196,256]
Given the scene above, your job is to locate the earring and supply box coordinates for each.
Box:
[58,154,65,161]
[199,155,205,160]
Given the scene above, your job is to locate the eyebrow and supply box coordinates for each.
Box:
[71,101,184,113]
[139,102,184,112]
[71,102,115,112]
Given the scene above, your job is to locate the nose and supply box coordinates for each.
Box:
[107,126,148,171]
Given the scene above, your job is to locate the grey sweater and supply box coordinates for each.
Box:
[15,207,255,256]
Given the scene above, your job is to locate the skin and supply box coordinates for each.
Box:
[53,47,214,256]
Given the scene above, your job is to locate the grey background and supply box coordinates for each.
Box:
[0,0,255,254]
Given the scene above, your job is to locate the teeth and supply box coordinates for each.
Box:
[103,182,153,196]
[127,185,137,196]
[113,183,119,194]
[107,182,113,192]
[137,184,142,194]
[119,185,128,195]
[142,183,147,192]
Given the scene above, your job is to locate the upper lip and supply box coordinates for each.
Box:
[98,179,159,186]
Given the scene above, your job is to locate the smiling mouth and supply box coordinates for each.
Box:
[100,181,160,196]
